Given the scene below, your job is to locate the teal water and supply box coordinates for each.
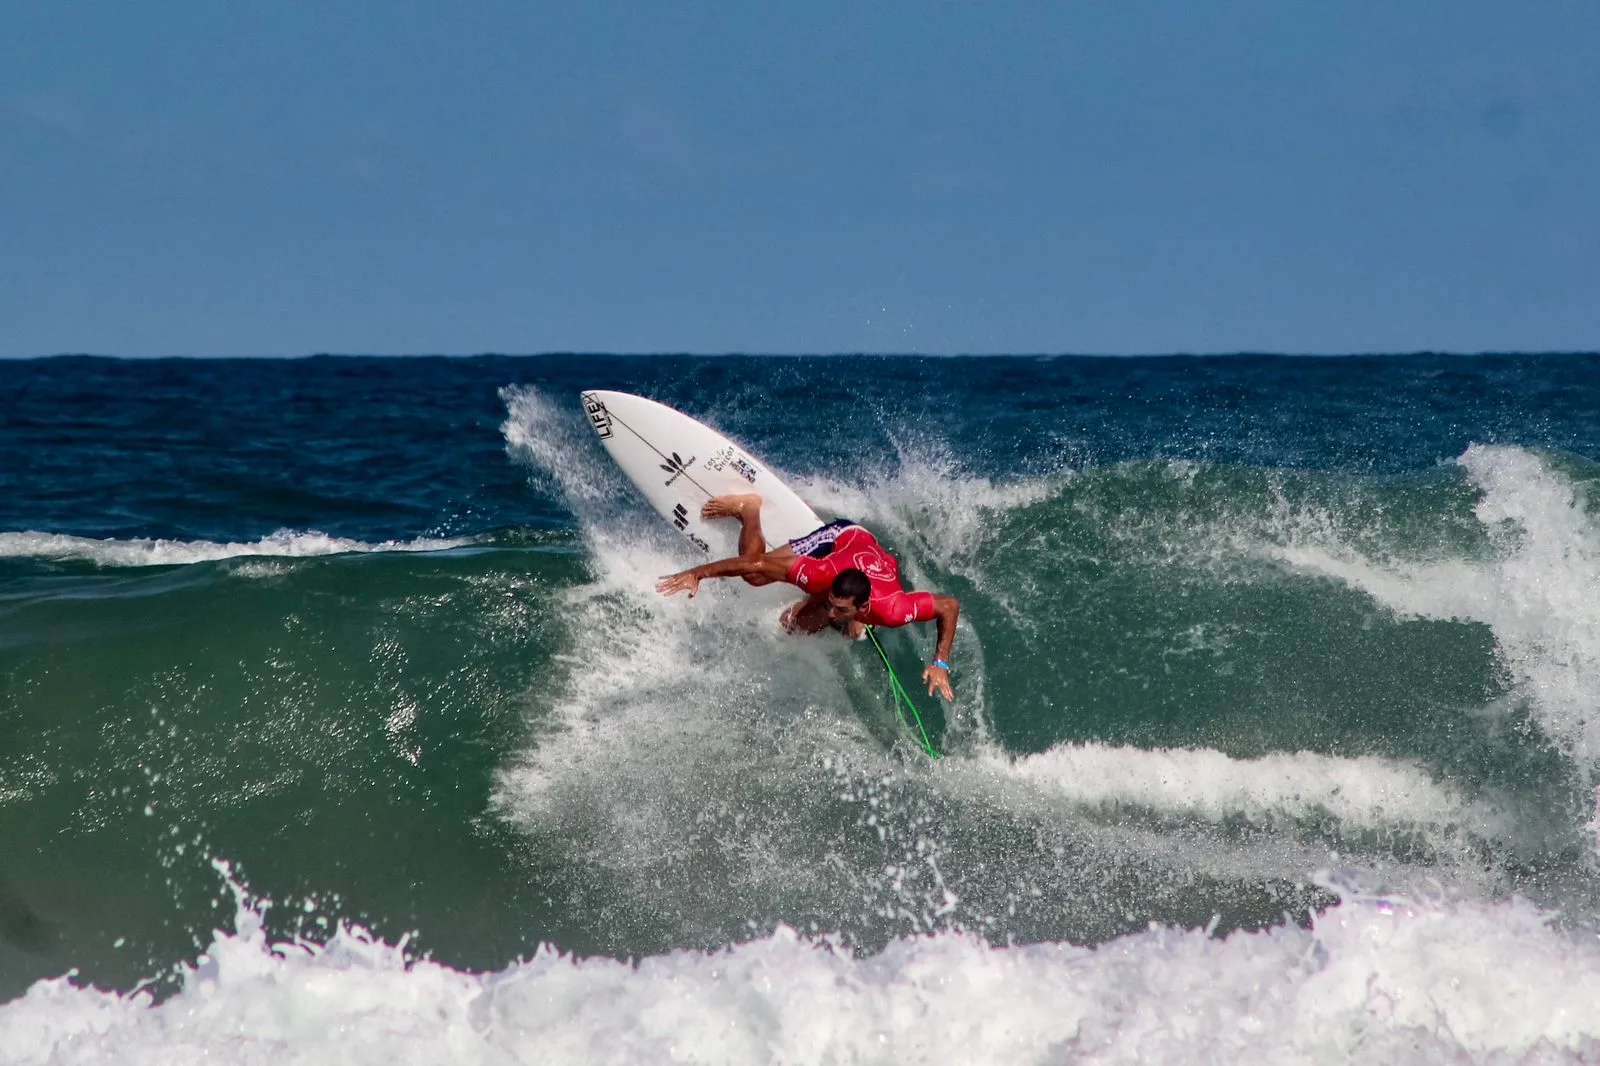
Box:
[4,355,1600,1061]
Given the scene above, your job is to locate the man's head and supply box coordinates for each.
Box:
[827,568,871,622]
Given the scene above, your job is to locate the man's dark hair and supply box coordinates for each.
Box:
[832,568,871,607]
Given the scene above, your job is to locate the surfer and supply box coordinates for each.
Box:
[655,494,961,701]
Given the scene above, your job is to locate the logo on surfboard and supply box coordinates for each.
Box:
[660,451,696,487]
[583,394,613,440]
[702,446,759,485]
[672,503,710,552]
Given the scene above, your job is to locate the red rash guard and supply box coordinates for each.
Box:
[786,525,936,628]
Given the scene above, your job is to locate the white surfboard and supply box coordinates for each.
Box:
[580,390,822,557]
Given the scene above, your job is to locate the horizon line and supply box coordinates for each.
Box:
[9,349,1600,361]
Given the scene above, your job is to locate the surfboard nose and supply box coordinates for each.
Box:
[575,390,821,554]
[580,391,613,439]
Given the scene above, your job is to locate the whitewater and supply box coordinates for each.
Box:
[7,865,1600,1065]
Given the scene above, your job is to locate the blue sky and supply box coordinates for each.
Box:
[2,1,1596,355]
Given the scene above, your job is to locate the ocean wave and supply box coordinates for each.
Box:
[491,385,1530,948]
[0,529,475,568]
[1269,444,1600,777]
[5,867,1599,1065]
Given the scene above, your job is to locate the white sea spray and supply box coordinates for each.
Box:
[5,866,1600,1065]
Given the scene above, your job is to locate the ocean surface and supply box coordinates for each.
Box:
[4,353,1600,1063]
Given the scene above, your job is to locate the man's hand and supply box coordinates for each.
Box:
[656,570,701,597]
[923,663,954,702]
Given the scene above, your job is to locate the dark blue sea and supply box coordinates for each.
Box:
[4,354,1600,1062]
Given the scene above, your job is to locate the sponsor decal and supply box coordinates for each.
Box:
[670,503,707,550]
[583,394,612,440]
[661,451,696,487]
[702,447,759,485]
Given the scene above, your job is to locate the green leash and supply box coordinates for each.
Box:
[865,627,942,759]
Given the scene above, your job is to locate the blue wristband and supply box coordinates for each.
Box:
[932,659,950,671]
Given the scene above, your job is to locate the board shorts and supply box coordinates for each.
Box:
[785,521,937,629]
[788,518,860,559]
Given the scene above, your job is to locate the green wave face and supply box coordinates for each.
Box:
[0,548,578,994]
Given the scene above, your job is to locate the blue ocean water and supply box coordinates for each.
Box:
[4,353,1600,1062]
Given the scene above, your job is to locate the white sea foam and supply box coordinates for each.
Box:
[995,740,1505,838]
[6,871,1600,1065]
[0,529,472,568]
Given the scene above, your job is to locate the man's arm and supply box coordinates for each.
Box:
[656,552,791,597]
[922,594,960,701]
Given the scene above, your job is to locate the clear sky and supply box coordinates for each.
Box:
[2,1,1597,356]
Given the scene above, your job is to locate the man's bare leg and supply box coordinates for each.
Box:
[702,494,766,558]
[701,493,780,586]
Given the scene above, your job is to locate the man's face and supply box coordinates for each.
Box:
[827,594,863,623]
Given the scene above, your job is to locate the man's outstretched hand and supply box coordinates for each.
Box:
[656,570,701,597]
[923,663,954,702]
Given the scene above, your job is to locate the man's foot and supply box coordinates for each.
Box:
[702,493,763,520]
